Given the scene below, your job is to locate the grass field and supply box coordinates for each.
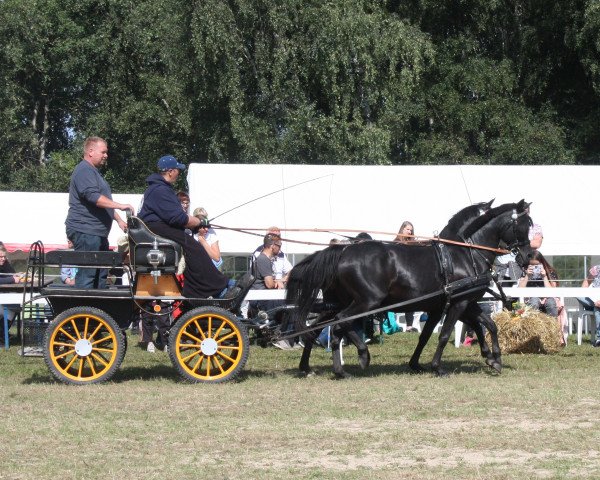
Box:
[1,330,599,480]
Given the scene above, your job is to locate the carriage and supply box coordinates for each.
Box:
[17,200,533,383]
[18,215,276,385]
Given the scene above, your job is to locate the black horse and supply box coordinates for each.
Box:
[286,200,533,377]
[289,200,495,377]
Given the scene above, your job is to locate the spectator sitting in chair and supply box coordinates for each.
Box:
[253,226,293,288]
[249,234,294,350]
[518,251,558,317]
[0,247,21,284]
[393,221,419,332]
[577,265,600,347]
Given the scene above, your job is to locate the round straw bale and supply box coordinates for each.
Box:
[486,307,563,354]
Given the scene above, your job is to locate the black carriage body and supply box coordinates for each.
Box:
[39,250,135,328]
[43,286,135,329]
[20,217,257,385]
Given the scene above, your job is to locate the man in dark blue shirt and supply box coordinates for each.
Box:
[65,137,134,288]
[138,155,228,299]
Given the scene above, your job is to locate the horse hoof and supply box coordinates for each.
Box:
[409,362,425,373]
[300,370,316,378]
[485,357,502,373]
[334,371,352,379]
[358,348,371,370]
[434,369,449,377]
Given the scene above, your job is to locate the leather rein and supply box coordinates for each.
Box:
[211,224,511,255]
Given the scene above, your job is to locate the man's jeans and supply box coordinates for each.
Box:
[577,297,600,342]
[67,230,109,289]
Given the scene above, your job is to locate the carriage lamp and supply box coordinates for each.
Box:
[147,239,166,284]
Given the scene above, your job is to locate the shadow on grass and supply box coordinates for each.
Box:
[21,365,182,385]
[22,372,55,385]
[112,364,181,383]
[274,357,507,379]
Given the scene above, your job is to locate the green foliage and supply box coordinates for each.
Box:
[0,0,597,191]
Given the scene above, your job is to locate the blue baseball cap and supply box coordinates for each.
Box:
[157,155,186,171]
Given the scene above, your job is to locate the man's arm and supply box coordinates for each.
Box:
[263,274,276,289]
[96,195,135,215]
[185,215,200,229]
[96,196,134,232]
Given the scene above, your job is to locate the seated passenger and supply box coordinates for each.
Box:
[193,207,223,270]
[138,155,229,299]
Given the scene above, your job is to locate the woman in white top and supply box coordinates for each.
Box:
[193,207,223,269]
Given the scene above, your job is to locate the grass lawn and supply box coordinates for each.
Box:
[1,330,599,480]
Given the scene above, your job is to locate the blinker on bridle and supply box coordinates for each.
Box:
[505,208,531,256]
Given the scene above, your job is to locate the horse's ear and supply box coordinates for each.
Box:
[517,199,526,211]
[485,198,495,209]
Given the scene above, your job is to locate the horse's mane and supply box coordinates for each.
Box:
[462,203,517,238]
[442,202,489,236]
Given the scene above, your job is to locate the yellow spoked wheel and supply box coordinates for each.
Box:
[43,307,125,385]
[169,306,249,383]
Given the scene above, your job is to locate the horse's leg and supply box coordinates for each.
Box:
[344,322,370,370]
[329,298,385,378]
[409,311,443,372]
[461,303,494,365]
[299,311,336,376]
[460,301,503,372]
[430,302,469,376]
[299,328,318,376]
[471,308,502,373]
[329,324,350,378]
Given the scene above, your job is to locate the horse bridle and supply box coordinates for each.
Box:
[502,208,532,260]
[460,208,531,272]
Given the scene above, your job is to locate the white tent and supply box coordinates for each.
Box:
[1,192,142,252]
[0,164,596,256]
[187,164,596,256]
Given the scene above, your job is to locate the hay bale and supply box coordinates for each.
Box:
[486,307,563,354]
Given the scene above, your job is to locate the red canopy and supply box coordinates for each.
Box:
[3,243,117,253]
[4,242,67,253]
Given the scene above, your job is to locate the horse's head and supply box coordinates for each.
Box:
[499,199,534,267]
[461,199,533,266]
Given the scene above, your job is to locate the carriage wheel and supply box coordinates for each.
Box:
[43,307,126,385]
[168,306,249,383]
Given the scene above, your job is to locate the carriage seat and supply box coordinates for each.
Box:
[127,216,182,273]
[222,272,255,312]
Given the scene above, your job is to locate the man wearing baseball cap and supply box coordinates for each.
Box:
[138,155,229,298]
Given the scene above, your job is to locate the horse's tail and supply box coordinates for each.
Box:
[286,244,345,325]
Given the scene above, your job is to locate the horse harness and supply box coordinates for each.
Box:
[274,209,526,341]
[275,243,504,342]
